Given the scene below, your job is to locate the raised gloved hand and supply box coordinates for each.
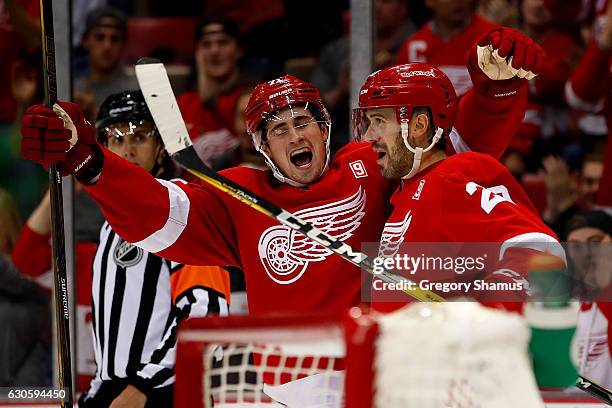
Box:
[467,26,544,98]
[21,101,103,183]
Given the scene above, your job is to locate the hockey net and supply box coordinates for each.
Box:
[175,303,546,408]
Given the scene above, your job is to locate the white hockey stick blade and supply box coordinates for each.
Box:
[135,58,192,155]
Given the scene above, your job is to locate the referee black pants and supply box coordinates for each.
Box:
[78,379,173,408]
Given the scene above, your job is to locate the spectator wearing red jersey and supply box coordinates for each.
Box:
[0,0,40,124]
[565,0,612,210]
[396,0,497,96]
[0,49,48,218]
[505,0,582,165]
[177,17,251,170]
[565,210,612,390]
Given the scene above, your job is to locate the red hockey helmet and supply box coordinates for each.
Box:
[353,63,458,140]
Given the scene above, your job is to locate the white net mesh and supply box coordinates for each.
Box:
[203,343,345,407]
[374,302,545,408]
[186,324,345,408]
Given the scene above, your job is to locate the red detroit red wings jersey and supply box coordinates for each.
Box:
[377,153,561,304]
[576,302,612,389]
[381,152,557,244]
[86,142,393,315]
[396,14,497,96]
[177,87,244,142]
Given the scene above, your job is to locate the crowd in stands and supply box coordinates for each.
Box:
[1,0,611,395]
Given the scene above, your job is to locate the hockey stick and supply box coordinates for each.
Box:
[40,0,73,405]
[135,59,612,406]
[134,58,443,303]
[576,375,612,406]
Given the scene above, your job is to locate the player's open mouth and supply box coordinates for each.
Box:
[377,151,387,161]
[290,148,313,168]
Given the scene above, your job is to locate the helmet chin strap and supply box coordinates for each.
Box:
[259,149,308,187]
[400,120,443,180]
[257,123,332,188]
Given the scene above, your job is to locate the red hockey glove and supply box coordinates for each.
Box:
[467,26,544,98]
[21,101,103,183]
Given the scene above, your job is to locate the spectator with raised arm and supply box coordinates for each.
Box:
[564,0,612,210]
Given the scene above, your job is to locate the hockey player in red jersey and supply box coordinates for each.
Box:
[354,45,562,305]
[20,27,542,315]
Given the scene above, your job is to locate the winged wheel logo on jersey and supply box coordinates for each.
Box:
[113,239,144,268]
[258,187,367,284]
[378,211,413,258]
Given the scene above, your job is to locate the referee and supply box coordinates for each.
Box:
[78,91,230,408]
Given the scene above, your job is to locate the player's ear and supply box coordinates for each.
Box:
[261,141,272,156]
[156,144,166,163]
[320,122,329,143]
[411,113,430,146]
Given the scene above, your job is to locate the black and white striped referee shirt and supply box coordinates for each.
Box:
[87,221,229,397]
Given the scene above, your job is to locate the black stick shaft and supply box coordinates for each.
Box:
[40,0,73,405]
[576,375,612,406]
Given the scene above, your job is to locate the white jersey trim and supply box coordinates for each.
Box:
[499,232,566,264]
[564,81,604,112]
[134,179,190,253]
[449,128,471,154]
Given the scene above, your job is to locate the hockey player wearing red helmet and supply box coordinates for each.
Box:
[354,32,564,307]
[243,76,333,186]
[21,27,543,315]
[354,63,459,180]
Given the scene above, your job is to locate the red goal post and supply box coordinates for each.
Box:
[174,303,602,408]
[175,313,356,407]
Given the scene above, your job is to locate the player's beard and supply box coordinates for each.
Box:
[381,131,414,180]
